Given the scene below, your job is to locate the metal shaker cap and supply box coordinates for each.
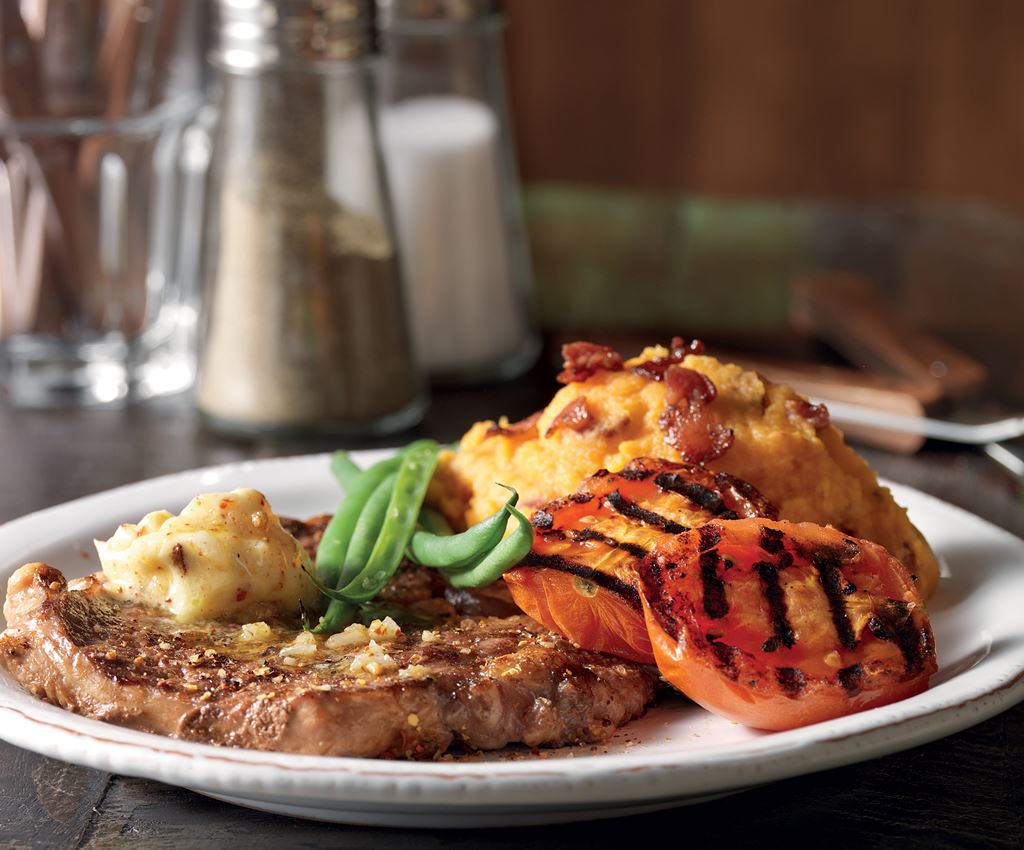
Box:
[212,0,373,70]
[376,0,501,29]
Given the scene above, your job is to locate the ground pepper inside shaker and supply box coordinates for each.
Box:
[197,0,425,435]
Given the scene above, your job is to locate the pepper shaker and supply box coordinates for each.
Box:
[376,0,539,384]
[198,0,427,436]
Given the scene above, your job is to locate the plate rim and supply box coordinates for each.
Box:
[1,451,1023,810]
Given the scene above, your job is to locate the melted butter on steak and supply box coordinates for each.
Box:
[95,489,319,623]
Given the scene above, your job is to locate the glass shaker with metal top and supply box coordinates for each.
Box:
[198,0,426,436]
[376,0,539,384]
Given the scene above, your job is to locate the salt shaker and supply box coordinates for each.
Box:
[376,0,539,384]
[197,0,427,435]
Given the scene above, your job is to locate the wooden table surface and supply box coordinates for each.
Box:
[1,371,1023,849]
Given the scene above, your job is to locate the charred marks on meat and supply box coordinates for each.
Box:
[0,560,656,758]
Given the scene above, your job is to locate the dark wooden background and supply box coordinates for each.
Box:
[505,0,1024,214]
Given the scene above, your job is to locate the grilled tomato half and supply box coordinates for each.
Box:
[504,458,777,663]
[638,518,937,730]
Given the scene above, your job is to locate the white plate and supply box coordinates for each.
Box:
[1,451,1023,828]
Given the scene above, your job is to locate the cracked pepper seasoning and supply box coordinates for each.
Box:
[198,0,425,436]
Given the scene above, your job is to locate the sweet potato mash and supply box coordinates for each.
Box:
[431,340,940,598]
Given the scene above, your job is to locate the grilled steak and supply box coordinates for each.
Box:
[504,457,778,661]
[0,514,655,759]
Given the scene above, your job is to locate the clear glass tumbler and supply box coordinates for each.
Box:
[0,0,205,407]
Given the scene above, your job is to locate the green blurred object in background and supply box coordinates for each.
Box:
[525,186,813,334]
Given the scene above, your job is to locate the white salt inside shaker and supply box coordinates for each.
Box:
[381,96,529,376]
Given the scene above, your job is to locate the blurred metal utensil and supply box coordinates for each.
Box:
[983,442,1024,481]
[821,401,1024,445]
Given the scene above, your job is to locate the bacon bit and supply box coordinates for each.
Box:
[786,397,831,429]
[664,365,716,409]
[484,410,541,438]
[556,341,624,384]
[756,373,774,413]
[658,365,734,464]
[235,589,248,603]
[631,337,705,381]
[170,543,187,574]
[545,397,595,437]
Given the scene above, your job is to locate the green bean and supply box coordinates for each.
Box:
[337,471,396,588]
[338,439,440,603]
[409,487,518,572]
[330,450,364,492]
[312,597,360,634]
[313,455,401,591]
[416,506,453,537]
[445,504,534,589]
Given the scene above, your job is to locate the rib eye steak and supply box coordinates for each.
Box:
[0,516,656,759]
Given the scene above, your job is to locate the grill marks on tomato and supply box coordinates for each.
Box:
[640,519,937,708]
[866,600,930,675]
[813,550,858,651]
[567,528,648,559]
[709,638,739,680]
[604,490,688,536]
[655,472,737,519]
[699,548,729,619]
[759,525,785,554]
[754,561,795,652]
[776,666,806,696]
[507,459,778,665]
[518,551,641,605]
[837,663,865,696]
